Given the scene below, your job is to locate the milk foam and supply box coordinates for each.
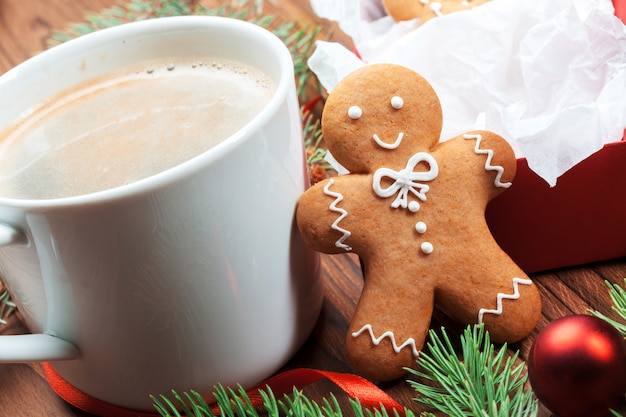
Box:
[0,59,275,199]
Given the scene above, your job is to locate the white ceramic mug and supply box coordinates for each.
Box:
[0,16,322,411]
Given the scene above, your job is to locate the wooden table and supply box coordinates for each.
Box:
[0,1,625,416]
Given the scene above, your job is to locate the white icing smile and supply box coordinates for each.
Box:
[372,132,404,150]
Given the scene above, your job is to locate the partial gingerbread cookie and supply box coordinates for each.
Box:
[296,64,541,381]
[383,0,491,23]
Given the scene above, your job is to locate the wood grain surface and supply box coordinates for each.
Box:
[0,1,625,416]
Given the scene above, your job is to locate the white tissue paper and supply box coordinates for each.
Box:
[309,0,626,186]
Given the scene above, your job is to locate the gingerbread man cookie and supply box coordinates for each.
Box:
[383,0,491,23]
[296,64,541,381]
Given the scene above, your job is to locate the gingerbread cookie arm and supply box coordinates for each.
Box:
[462,130,517,191]
[438,130,517,201]
[296,177,360,255]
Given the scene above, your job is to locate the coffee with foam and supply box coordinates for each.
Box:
[0,59,275,200]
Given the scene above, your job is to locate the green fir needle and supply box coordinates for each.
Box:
[407,325,538,417]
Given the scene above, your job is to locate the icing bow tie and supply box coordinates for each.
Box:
[372,152,439,210]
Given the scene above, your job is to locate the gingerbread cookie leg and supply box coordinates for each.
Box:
[346,259,434,381]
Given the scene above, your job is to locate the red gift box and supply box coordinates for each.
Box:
[486,2,626,273]
[486,136,626,273]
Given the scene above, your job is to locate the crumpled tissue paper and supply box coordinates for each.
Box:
[309,0,626,186]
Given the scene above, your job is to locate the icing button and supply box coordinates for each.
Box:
[421,242,434,254]
[348,105,363,120]
[408,201,420,212]
[415,221,427,234]
[391,96,404,110]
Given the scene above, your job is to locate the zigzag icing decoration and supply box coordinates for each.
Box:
[352,324,420,357]
[463,133,512,188]
[323,178,352,251]
[478,277,534,324]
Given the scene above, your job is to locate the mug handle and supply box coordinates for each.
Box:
[0,223,80,362]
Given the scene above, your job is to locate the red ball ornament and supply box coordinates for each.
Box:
[528,314,626,417]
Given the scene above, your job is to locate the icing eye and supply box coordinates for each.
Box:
[390,96,404,110]
[348,105,363,120]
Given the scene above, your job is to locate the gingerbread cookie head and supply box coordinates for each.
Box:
[383,0,492,23]
[322,64,441,173]
[296,64,541,381]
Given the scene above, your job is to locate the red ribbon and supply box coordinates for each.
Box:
[43,363,405,417]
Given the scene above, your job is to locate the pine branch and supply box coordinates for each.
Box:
[229,0,276,15]
[303,112,328,167]
[407,325,538,417]
[47,0,196,46]
[590,279,626,337]
[0,285,16,325]
[150,326,540,417]
[151,384,413,417]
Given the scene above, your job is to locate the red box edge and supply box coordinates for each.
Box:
[486,134,626,273]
